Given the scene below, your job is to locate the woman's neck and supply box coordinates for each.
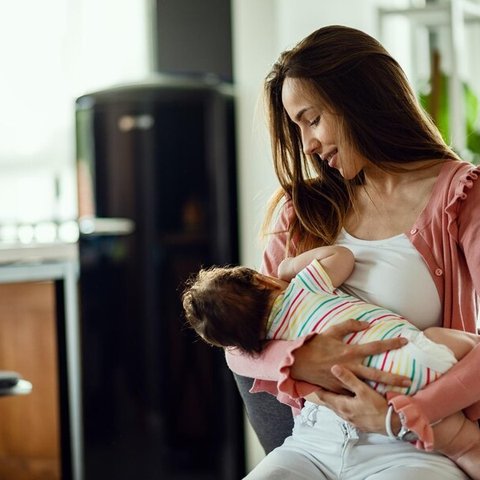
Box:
[361,160,443,196]
[345,160,445,240]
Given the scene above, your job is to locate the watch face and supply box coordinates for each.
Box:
[400,430,419,442]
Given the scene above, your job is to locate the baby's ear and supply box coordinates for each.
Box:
[252,273,269,290]
[254,273,285,290]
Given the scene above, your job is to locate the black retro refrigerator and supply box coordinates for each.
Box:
[75,77,244,479]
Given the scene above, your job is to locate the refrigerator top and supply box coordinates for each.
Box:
[76,73,235,108]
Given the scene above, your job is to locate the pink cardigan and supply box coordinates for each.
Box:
[226,160,480,449]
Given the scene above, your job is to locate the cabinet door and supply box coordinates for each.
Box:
[0,282,61,479]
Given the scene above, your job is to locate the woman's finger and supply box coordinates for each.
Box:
[350,364,411,388]
[313,388,347,406]
[313,367,391,432]
[324,319,370,337]
[330,364,365,394]
[354,337,408,357]
[324,321,408,356]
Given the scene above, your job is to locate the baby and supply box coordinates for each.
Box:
[182,245,480,478]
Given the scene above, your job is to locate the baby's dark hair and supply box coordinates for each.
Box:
[181,265,274,355]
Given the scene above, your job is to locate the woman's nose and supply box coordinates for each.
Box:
[302,132,321,155]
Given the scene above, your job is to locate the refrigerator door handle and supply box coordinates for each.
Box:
[79,217,135,236]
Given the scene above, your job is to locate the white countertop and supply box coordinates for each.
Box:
[0,242,78,265]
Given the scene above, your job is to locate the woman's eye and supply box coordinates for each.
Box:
[309,116,320,127]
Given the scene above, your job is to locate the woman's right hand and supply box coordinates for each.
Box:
[290,320,411,393]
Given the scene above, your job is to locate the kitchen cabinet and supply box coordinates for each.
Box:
[0,281,60,479]
[0,243,82,480]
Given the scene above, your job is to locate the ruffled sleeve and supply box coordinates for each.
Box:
[453,165,480,295]
[386,393,434,450]
[445,164,480,242]
[225,320,318,410]
[245,331,322,411]
[276,332,325,403]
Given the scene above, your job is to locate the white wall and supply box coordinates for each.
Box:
[277,0,378,48]
[0,0,151,228]
[231,0,279,272]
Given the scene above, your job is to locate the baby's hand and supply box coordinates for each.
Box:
[278,257,295,281]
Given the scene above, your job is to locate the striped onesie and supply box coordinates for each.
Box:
[266,259,457,395]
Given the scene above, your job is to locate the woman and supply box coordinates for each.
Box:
[226,25,480,478]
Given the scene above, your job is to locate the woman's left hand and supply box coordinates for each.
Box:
[305,364,390,434]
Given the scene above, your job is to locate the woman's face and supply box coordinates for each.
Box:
[281,77,367,180]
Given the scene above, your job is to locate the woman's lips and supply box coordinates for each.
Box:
[322,149,338,168]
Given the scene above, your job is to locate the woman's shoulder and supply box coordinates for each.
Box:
[431,159,480,201]
[414,160,479,228]
[437,159,479,185]
[430,159,480,225]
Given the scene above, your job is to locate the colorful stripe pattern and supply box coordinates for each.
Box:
[266,259,448,395]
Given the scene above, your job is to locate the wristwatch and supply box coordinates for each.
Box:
[385,405,419,442]
[396,424,419,442]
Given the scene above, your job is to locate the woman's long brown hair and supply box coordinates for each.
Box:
[263,25,459,253]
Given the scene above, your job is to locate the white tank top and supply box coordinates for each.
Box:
[335,229,441,330]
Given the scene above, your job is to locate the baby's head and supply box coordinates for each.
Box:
[182,265,280,355]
